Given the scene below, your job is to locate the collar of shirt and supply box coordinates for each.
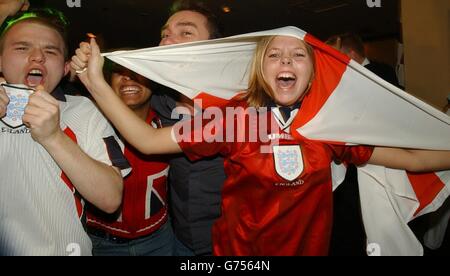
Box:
[268,101,302,133]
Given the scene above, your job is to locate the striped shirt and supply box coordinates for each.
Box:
[0,87,130,256]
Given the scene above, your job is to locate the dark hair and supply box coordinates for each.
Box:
[325,33,365,57]
[102,48,137,83]
[103,52,158,92]
[0,8,70,60]
[169,0,222,39]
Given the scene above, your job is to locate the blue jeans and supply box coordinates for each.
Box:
[89,221,175,256]
[173,236,195,256]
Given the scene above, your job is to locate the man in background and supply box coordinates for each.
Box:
[151,0,226,256]
[326,32,400,255]
[326,33,400,87]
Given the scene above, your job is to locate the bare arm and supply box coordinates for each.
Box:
[23,87,123,213]
[369,147,450,172]
[71,39,181,155]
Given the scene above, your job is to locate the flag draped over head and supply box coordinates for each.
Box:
[104,27,307,107]
[104,26,450,256]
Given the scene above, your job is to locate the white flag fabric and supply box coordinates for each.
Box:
[104,26,450,256]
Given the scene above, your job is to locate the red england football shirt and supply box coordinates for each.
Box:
[177,100,373,256]
[87,110,169,239]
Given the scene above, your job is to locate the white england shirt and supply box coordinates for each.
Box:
[0,88,130,256]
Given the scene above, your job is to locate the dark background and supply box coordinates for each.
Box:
[16,0,450,257]
[31,0,401,51]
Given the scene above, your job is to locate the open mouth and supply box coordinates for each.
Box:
[26,69,44,88]
[276,72,297,89]
[120,85,141,95]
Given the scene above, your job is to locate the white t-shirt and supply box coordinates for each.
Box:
[0,90,130,256]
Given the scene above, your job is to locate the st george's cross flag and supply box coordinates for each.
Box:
[104,26,450,256]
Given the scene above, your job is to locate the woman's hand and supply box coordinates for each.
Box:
[70,38,107,92]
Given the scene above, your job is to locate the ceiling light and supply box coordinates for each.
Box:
[222,6,232,13]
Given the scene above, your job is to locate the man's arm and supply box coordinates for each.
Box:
[23,87,123,213]
[0,0,30,25]
[41,130,123,213]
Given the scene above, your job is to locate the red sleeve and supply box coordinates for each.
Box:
[328,144,374,166]
[175,108,230,162]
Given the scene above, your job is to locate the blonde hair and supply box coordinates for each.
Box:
[243,36,315,108]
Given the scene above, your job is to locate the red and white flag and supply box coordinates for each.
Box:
[105,26,450,256]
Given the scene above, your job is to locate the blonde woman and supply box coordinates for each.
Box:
[72,35,450,256]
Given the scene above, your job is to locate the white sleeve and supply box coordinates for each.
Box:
[82,102,131,177]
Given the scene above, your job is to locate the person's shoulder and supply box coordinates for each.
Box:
[62,95,113,137]
[225,95,249,108]
[65,95,97,110]
[366,61,397,75]
[65,94,92,103]
[369,60,392,68]
[365,60,399,86]
[63,95,105,122]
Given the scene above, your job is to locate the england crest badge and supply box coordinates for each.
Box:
[273,145,304,181]
[1,83,34,129]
